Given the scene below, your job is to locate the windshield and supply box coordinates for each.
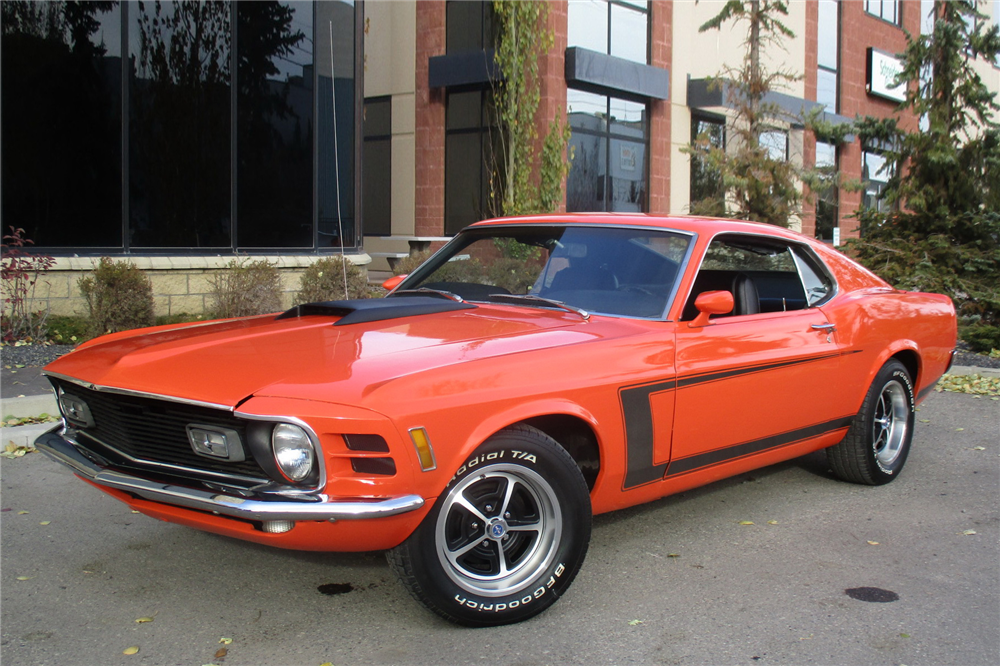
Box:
[395,225,692,319]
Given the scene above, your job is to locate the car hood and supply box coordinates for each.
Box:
[44,306,599,409]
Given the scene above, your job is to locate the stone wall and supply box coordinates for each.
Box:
[17,254,370,318]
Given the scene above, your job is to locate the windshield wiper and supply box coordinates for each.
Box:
[487,293,590,320]
[390,288,465,303]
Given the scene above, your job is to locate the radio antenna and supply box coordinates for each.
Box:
[330,20,349,299]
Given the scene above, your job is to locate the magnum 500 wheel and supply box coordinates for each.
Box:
[388,425,592,626]
[828,359,915,485]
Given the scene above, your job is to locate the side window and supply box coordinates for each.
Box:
[683,236,828,320]
[791,246,836,306]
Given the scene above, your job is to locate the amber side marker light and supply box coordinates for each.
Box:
[408,427,437,471]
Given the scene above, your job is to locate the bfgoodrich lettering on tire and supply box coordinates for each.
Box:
[387,424,592,626]
[828,359,915,485]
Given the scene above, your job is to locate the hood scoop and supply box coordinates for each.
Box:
[276,295,476,326]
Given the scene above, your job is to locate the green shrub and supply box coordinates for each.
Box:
[208,258,282,318]
[155,313,205,326]
[294,256,380,304]
[961,323,1000,354]
[46,315,91,344]
[391,251,432,276]
[78,258,155,337]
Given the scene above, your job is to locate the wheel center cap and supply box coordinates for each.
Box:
[486,517,508,540]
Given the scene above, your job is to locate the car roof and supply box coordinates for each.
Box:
[470,213,818,245]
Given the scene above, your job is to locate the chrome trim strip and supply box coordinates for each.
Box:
[42,372,235,412]
[34,428,424,522]
[65,430,270,486]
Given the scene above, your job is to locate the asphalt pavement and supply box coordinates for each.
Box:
[2,390,997,666]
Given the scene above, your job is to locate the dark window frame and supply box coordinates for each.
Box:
[864,0,901,26]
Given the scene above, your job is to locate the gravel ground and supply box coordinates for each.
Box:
[1,343,75,369]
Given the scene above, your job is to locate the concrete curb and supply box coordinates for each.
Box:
[1,421,57,450]
[0,394,58,420]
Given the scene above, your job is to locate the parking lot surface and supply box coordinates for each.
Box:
[2,390,997,666]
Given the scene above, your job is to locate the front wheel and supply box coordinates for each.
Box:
[388,425,592,626]
[827,359,915,485]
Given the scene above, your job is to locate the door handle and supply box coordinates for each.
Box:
[811,323,836,332]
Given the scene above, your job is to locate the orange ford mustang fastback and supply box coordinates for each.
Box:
[36,215,956,626]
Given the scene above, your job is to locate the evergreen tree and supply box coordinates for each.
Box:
[689,0,802,227]
[849,0,1000,350]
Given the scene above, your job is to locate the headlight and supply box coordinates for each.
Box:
[272,423,315,482]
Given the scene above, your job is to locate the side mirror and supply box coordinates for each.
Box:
[689,290,734,328]
[382,274,406,292]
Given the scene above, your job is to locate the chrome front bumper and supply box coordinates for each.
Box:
[34,427,425,522]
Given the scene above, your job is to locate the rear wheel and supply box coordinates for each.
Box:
[828,359,914,485]
[388,425,592,626]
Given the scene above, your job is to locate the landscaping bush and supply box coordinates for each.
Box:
[208,258,282,318]
[962,323,1000,354]
[295,256,380,304]
[1,226,55,342]
[391,251,432,277]
[46,315,90,345]
[78,258,155,337]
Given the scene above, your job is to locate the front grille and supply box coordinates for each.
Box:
[51,378,269,481]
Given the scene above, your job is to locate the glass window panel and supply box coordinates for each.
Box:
[568,89,609,131]
[609,98,647,136]
[817,0,838,70]
[2,1,124,247]
[129,1,232,248]
[445,133,484,235]
[608,139,646,212]
[816,141,836,169]
[317,0,356,249]
[237,1,314,249]
[610,2,647,63]
[616,0,649,9]
[817,68,837,111]
[761,130,788,161]
[447,91,482,131]
[447,0,485,53]
[364,97,392,138]
[363,139,392,236]
[567,0,608,54]
[567,131,606,212]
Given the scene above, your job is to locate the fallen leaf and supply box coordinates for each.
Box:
[973,446,986,451]
[39,521,50,526]
[962,529,977,536]
[320,663,335,666]
[17,511,29,515]
[900,633,911,638]
[16,576,35,581]
[867,541,880,545]
[131,510,140,514]
[919,419,931,423]
[767,520,778,525]
[667,553,680,558]
[955,427,965,432]
[135,617,154,624]
[215,647,228,659]
[738,520,754,525]
[628,619,644,626]
[219,638,233,645]
[123,646,139,655]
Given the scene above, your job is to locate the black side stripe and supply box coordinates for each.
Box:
[664,415,856,479]
[620,379,676,489]
[619,349,864,490]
